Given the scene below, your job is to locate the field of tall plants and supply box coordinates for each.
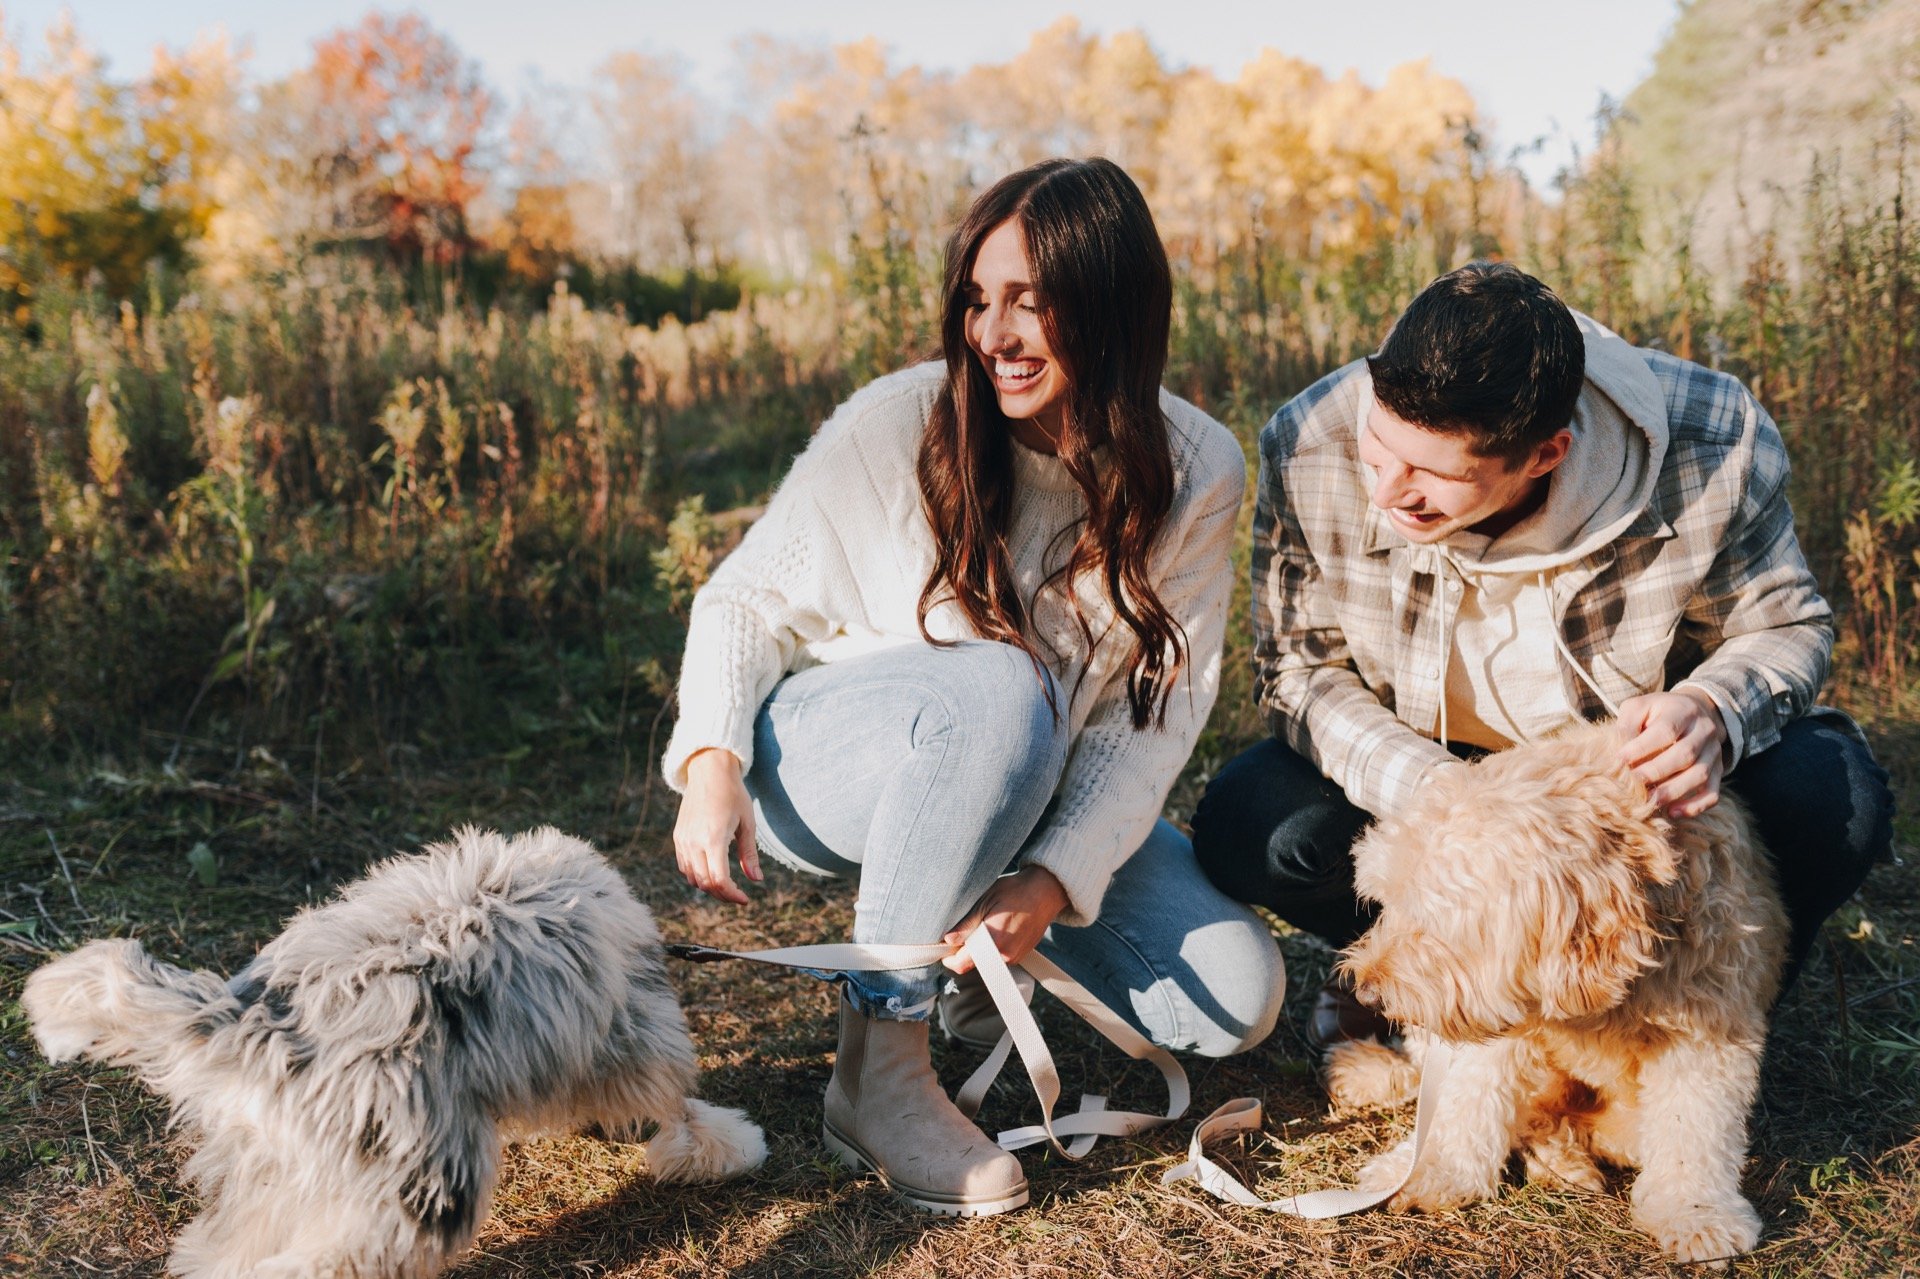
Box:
[2,134,1916,773]
[2,26,1918,1271]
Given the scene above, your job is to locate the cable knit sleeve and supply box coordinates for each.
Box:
[659,367,942,790]
[1018,417,1245,926]
[659,455,848,790]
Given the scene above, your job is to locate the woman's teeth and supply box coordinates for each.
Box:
[995,360,1040,383]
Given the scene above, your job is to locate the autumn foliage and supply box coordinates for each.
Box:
[0,10,1913,763]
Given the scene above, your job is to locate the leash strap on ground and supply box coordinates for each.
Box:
[1158,1038,1455,1218]
[666,928,1186,1160]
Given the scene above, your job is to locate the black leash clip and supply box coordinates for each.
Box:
[664,943,731,963]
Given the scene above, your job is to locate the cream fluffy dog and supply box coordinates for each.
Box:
[23,826,766,1279]
[1327,721,1787,1268]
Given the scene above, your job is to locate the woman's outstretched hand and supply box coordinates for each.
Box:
[940,866,1069,973]
[674,748,762,904]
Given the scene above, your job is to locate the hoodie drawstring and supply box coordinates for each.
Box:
[1432,560,1622,749]
[1431,546,1452,748]
[1543,570,1622,719]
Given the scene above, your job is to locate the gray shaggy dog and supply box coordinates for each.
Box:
[23,826,766,1279]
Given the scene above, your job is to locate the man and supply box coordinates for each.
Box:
[1191,261,1894,1050]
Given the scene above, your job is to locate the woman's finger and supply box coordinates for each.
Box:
[940,908,987,972]
[698,842,748,904]
[735,807,762,884]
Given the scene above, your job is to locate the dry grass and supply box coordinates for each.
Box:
[2,716,1915,1279]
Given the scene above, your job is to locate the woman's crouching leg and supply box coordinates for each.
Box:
[1038,820,1286,1057]
[747,639,1069,1018]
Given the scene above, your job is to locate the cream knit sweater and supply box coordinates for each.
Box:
[662,361,1245,926]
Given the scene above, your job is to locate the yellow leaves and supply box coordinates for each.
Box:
[0,11,1498,299]
[0,15,239,296]
[729,24,1490,280]
[85,384,128,495]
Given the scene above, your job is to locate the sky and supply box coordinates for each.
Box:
[9,1,1681,190]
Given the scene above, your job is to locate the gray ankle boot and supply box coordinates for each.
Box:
[822,993,1028,1216]
[937,965,1033,1049]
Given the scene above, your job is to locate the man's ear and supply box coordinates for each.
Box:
[1525,428,1573,479]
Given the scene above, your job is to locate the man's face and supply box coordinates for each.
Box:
[1358,401,1570,544]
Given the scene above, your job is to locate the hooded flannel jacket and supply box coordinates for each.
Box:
[1253,350,1835,818]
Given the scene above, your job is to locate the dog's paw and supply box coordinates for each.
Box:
[1360,1145,1494,1213]
[648,1098,767,1183]
[1522,1139,1606,1194]
[1325,1039,1419,1111]
[1634,1195,1762,1268]
[1386,1163,1498,1215]
[1366,1143,1499,1214]
[1356,1138,1415,1194]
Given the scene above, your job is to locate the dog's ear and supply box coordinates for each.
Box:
[1533,875,1655,1020]
[1532,812,1676,1020]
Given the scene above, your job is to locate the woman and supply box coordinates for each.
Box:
[663,158,1284,1217]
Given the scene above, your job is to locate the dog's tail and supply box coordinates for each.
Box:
[23,938,236,1083]
[646,1098,768,1184]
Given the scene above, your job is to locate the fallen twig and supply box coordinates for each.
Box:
[19,884,71,943]
[78,1087,105,1187]
[47,828,88,917]
[0,930,54,956]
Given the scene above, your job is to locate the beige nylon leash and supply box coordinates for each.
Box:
[669,927,1185,1160]
[667,928,1443,1209]
[1158,1038,1453,1217]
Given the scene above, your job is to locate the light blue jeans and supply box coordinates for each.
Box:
[744,640,1285,1057]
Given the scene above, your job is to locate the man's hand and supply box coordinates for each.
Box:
[940,866,1069,973]
[673,748,762,904]
[1617,689,1728,818]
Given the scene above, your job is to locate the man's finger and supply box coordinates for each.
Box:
[1633,735,1700,783]
[1666,787,1720,819]
[1615,700,1654,739]
[1649,761,1709,809]
[1620,720,1683,769]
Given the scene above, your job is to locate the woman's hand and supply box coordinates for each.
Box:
[673,748,762,904]
[940,866,1069,973]
[1617,689,1728,818]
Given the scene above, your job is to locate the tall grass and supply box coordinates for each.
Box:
[3,135,1917,774]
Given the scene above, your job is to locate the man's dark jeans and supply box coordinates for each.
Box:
[1190,713,1895,986]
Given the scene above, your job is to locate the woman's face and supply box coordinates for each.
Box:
[964,218,1069,452]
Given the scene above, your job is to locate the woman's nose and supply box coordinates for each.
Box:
[978,305,1015,355]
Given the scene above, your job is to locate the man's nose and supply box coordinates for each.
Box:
[1372,463,1412,509]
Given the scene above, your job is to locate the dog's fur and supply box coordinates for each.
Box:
[1327,721,1787,1268]
[23,826,766,1279]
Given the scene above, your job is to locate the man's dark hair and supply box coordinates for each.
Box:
[1365,262,1585,465]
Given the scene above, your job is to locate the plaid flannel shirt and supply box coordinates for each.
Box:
[1252,352,1835,817]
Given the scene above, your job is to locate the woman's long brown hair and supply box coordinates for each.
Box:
[916,157,1184,729]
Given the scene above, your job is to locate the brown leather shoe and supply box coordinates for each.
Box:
[1305,973,1398,1052]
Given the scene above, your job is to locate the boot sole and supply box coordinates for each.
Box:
[822,1119,1030,1217]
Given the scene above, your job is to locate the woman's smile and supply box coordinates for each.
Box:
[965,219,1070,449]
